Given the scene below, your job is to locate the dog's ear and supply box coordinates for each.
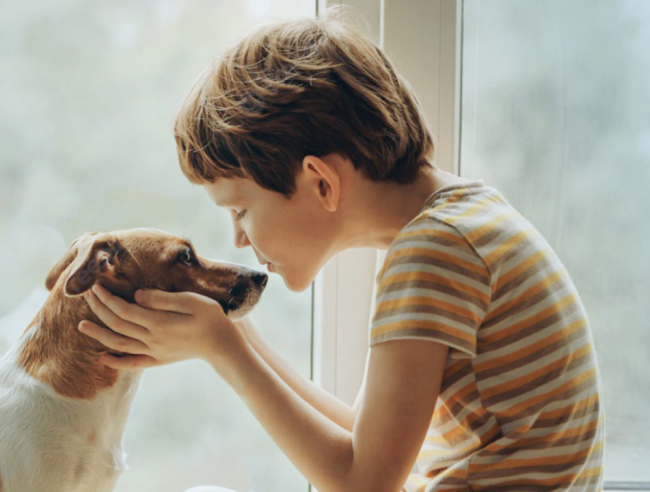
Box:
[63,237,122,297]
[45,232,101,291]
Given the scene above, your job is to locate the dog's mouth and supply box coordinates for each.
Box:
[221,281,265,320]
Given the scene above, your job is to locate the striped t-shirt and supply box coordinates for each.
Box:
[370,179,604,492]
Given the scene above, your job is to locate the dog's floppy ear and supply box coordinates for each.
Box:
[63,236,122,297]
[45,232,101,291]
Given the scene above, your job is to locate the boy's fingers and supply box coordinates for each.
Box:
[78,321,149,354]
[135,289,204,314]
[85,288,152,338]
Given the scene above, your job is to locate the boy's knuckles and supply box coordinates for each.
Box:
[116,338,130,352]
[110,302,129,319]
[114,319,131,334]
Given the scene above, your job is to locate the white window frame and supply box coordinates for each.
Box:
[312,0,462,408]
[312,1,638,490]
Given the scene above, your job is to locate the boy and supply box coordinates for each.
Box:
[79,10,604,492]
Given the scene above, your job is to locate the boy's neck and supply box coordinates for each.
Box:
[340,166,471,250]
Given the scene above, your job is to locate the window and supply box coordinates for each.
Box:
[0,1,314,491]
[460,0,650,488]
[321,0,650,490]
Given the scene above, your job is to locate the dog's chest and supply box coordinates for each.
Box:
[0,343,142,492]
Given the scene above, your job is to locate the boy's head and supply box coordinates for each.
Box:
[173,8,436,291]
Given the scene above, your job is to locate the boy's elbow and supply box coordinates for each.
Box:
[335,465,405,492]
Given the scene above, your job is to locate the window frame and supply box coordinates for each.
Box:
[312,1,644,490]
[312,0,461,410]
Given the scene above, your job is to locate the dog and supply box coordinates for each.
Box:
[0,228,268,492]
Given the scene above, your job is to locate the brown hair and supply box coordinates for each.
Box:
[173,7,436,198]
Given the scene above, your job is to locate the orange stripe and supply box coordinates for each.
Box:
[379,270,490,305]
[375,296,479,325]
[445,196,494,225]
[395,227,466,247]
[481,343,593,400]
[474,317,586,373]
[577,463,604,479]
[482,292,577,344]
[441,358,470,381]
[499,367,598,419]
[470,440,597,472]
[486,418,600,452]
[428,393,493,445]
[371,319,474,345]
[484,270,567,326]
[471,465,601,489]
[432,468,468,479]
[535,393,600,422]
[483,228,537,267]
[426,409,496,447]
[422,425,501,463]
[383,248,487,278]
[493,247,554,289]
[464,210,521,243]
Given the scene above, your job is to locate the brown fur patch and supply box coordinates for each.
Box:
[18,227,265,400]
[20,315,38,338]
[18,287,119,400]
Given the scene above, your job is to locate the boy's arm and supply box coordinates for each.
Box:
[214,329,446,492]
[237,318,358,433]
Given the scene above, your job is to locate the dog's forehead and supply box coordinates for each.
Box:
[69,228,191,260]
[112,228,188,249]
[116,227,177,239]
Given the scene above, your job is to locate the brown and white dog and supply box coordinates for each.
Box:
[0,228,268,492]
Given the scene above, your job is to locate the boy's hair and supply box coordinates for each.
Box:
[173,7,436,198]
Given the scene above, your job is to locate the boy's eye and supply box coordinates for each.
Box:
[235,209,247,221]
[178,249,193,266]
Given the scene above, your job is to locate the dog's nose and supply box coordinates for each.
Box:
[253,273,268,287]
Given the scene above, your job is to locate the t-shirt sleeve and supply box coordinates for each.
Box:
[370,216,492,359]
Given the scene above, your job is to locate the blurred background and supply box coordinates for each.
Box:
[0,1,315,491]
[1,0,649,490]
[460,0,650,483]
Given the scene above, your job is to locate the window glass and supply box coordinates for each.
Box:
[0,1,314,491]
[461,0,650,483]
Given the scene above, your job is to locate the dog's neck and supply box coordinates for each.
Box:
[17,285,135,400]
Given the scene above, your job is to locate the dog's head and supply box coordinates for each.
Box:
[45,228,267,320]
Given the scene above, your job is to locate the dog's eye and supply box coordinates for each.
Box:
[178,249,193,266]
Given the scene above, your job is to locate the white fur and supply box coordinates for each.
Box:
[0,321,143,492]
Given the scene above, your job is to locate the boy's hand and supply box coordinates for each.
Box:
[78,284,246,370]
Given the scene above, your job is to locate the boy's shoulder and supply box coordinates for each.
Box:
[391,179,552,276]
[407,178,516,234]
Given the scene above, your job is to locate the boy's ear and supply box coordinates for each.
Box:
[301,155,341,213]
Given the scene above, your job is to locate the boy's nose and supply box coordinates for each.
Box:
[234,229,251,249]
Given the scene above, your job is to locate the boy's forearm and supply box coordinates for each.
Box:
[240,323,357,433]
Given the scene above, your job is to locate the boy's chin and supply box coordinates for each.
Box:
[283,277,313,293]
[280,268,316,293]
